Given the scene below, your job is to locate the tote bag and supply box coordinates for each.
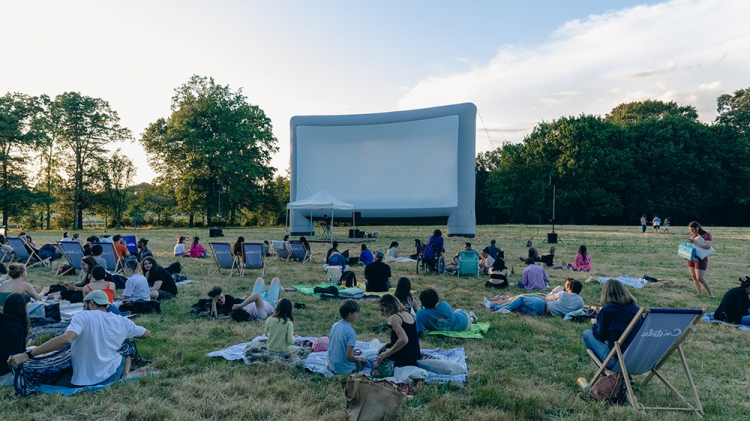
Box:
[677,242,697,261]
[692,236,715,260]
[345,374,405,421]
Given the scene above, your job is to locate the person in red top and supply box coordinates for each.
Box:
[686,221,715,298]
[112,234,131,262]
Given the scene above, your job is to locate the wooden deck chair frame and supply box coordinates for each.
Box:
[54,241,85,277]
[240,243,265,278]
[288,241,311,263]
[208,242,239,277]
[585,307,705,418]
[0,246,8,263]
[273,241,292,262]
[91,242,123,274]
[7,237,49,268]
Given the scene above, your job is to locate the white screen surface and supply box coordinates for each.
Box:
[295,116,459,210]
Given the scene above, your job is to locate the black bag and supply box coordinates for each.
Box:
[314,286,340,295]
[190,299,212,314]
[165,262,182,275]
[44,303,62,322]
[110,274,128,290]
[119,300,161,314]
[340,271,357,288]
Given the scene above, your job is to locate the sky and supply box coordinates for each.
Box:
[2,0,748,183]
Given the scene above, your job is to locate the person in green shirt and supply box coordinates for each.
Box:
[264,298,297,355]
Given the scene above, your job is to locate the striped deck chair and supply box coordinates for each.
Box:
[582,308,705,417]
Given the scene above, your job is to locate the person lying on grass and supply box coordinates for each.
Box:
[328,300,364,374]
[206,286,239,318]
[8,290,151,387]
[488,278,584,316]
[415,288,472,334]
[231,277,282,321]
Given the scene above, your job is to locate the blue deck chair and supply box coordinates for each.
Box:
[123,235,138,255]
[583,308,705,417]
[208,242,238,277]
[456,250,480,278]
[240,243,265,278]
[288,241,310,263]
[272,240,291,262]
[56,241,85,277]
[91,242,121,273]
[7,237,49,268]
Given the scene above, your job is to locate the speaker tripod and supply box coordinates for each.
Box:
[543,178,564,244]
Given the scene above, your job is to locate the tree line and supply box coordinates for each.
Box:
[3,79,749,230]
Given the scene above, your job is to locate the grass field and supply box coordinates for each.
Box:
[2,224,749,420]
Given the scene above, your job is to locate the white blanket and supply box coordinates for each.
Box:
[385,257,417,263]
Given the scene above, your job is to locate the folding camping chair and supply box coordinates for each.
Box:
[240,243,265,278]
[208,242,239,277]
[288,241,310,263]
[272,240,291,262]
[582,308,705,417]
[55,241,85,277]
[456,250,480,278]
[6,237,49,268]
[92,242,121,273]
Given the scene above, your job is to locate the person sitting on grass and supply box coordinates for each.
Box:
[582,279,642,370]
[136,238,152,262]
[326,241,339,263]
[567,245,591,272]
[358,244,374,266]
[409,239,424,260]
[8,290,151,387]
[174,236,188,258]
[385,242,399,260]
[486,257,509,289]
[231,277,282,321]
[207,286,239,318]
[189,237,209,258]
[488,239,503,260]
[479,247,495,275]
[540,246,563,269]
[141,257,178,301]
[415,288,472,334]
[445,243,475,273]
[364,250,391,292]
[328,300,364,374]
[394,277,417,314]
[714,276,750,325]
[376,295,420,368]
[233,236,245,260]
[0,263,50,302]
[82,267,126,316]
[265,298,304,357]
[519,258,549,291]
[519,240,540,262]
[122,260,151,302]
[61,256,100,303]
[0,293,29,386]
[489,278,584,316]
[324,250,349,272]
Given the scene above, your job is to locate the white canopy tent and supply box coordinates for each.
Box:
[286,190,355,243]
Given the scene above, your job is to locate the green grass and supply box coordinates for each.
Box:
[2,225,749,420]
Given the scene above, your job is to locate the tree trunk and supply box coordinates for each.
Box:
[189,214,194,228]
[73,152,81,229]
[207,212,212,227]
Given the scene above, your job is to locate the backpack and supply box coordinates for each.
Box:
[423,244,435,261]
[588,373,626,404]
[119,300,161,315]
[165,262,182,275]
[340,271,357,288]
[314,286,340,295]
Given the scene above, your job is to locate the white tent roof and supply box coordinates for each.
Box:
[286,189,355,211]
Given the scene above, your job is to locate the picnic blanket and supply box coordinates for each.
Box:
[292,283,344,297]
[30,319,71,341]
[425,322,489,339]
[586,275,648,289]
[175,280,198,286]
[209,336,469,385]
[34,372,157,395]
[702,312,750,332]
[490,293,547,307]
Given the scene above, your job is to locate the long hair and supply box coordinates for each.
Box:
[389,241,399,249]
[193,236,200,245]
[271,298,294,324]
[177,236,185,245]
[491,257,507,272]
[394,277,412,305]
[432,228,442,238]
[3,293,30,343]
[233,237,245,255]
[379,294,406,317]
[141,256,163,282]
[689,221,707,236]
[600,279,636,307]
[578,245,587,260]
[81,256,99,273]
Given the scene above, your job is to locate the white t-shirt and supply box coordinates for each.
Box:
[243,301,274,319]
[66,310,146,386]
[124,274,151,301]
[174,243,185,256]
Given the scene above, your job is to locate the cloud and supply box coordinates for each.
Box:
[398,0,750,152]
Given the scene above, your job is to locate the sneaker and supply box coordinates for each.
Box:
[469,311,477,322]
[482,297,492,309]
[495,308,511,314]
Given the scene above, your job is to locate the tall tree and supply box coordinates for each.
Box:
[716,87,750,136]
[605,100,698,126]
[141,75,278,226]
[0,93,45,227]
[96,150,136,228]
[50,92,131,229]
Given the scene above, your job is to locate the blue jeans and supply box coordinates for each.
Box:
[583,330,618,370]
[252,282,280,308]
[107,305,126,316]
[503,296,546,315]
[364,281,390,290]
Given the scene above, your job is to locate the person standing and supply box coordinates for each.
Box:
[652,215,661,234]
[686,221,714,298]
[640,215,647,234]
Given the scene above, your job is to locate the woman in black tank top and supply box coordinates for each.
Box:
[376,295,420,367]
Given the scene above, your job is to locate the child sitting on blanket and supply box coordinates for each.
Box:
[415,288,472,334]
[328,300,364,374]
[265,298,304,356]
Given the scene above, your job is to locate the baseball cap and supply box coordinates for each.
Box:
[83,290,111,306]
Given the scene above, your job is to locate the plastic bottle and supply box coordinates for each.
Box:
[577,377,589,391]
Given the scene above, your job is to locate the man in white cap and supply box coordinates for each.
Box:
[8,290,151,387]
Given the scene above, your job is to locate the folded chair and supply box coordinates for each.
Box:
[91,242,121,273]
[208,242,239,277]
[288,241,310,263]
[456,250,480,278]
[583,308,705,417]
[272,240,291,262]
[55,241,86,277]
[7,237,49,268]
[240,243,265,278]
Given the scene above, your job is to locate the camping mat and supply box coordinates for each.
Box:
[425,322,490,339]
[36,371,158,395]
[292,283,344,297]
